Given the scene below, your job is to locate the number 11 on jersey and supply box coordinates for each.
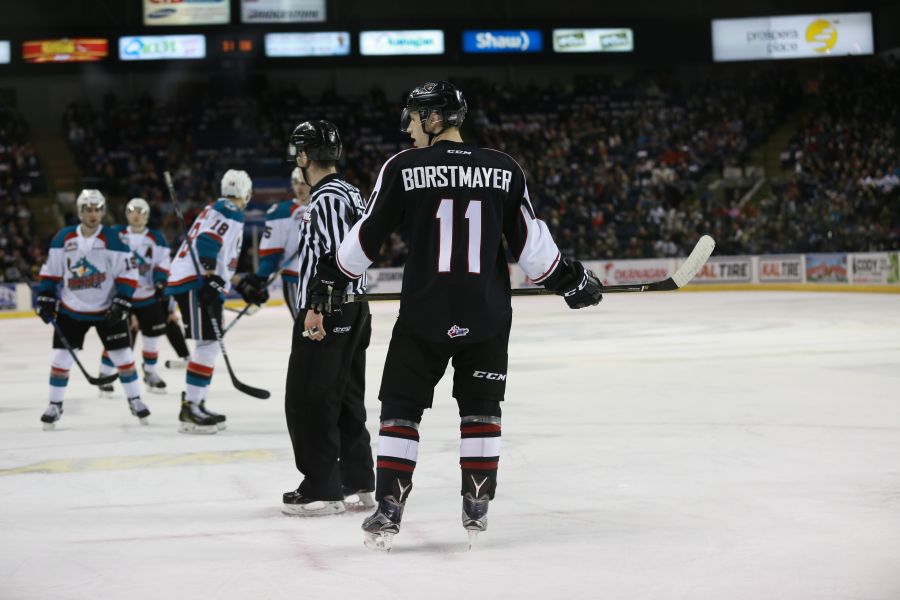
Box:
[436,198,482,274]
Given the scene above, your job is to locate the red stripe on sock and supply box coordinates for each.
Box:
[142,351,159,358]
[380,425,419,437]
[187,362,214,376]
[377,460,416,472]
[117,362,136,372]
[460,424,501,434]
[460,461,499,470]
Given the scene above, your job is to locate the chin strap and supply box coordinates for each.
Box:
[422,111,445,146]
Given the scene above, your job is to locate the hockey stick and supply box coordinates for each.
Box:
[163,171,270,400]
[345,235,717,302]
[49,317,119,386]
[223,247,301,335]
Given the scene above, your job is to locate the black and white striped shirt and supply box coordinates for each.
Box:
[296,173,368,309]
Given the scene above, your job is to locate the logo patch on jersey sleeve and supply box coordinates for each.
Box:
[447,325,470,338]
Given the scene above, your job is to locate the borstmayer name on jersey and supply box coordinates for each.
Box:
[111,225,171,305]
[257,199,308,282]
[38,225,137,321]
[336,141,562,343]
[168,199,244,294]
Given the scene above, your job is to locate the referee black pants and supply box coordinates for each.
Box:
[284,302,374,500]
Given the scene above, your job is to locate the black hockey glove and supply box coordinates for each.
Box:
[154,279,167,300]
[198,275,227,307]
[105,296,133,323]
[235,273,270,305]
[542,259,603,309]
[35,295,58,324]
[308,254,350,315]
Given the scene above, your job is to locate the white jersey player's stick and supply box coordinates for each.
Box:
[49,317,119,386]
[163,171,270,400]
[348,235,716,302]
[223,247,301,335]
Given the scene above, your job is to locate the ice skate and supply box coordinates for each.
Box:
[198,400,227,431]
[178,394,217,434]
[362,495,405,551]
[165,357,189,369]
[127,397,151,424]
[462,492,490,549]
[40,402,63,431]
[98,382,115,398]
[142,366,167,394]
[282,488,345,517]
[342,486,376,510]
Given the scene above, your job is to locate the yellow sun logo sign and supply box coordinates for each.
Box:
[806,19,838,53]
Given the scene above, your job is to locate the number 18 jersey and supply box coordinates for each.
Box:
[168,199,245,295]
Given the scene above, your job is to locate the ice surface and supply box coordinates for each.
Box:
[1,292,899,600]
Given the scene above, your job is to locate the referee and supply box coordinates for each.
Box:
[281,120,375,516]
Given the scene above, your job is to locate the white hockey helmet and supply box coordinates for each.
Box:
[126,197,150,215]
[126,197,150,228]
[76,189,106,214]
[221,169,253,201]
[290,167,303,183]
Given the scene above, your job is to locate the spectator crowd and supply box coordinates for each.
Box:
[0,107,45,283]
[6,58,893,279]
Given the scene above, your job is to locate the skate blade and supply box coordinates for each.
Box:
[42,422,56,431]
[145,385,167,395]
[343,492,376,510]
[467,530,479,550]
[282,501,345,517]
[139,417,150,425]
[98,390,115,399]
[364,531,394,551]
[178,422,218,434]
[215,422,227,431]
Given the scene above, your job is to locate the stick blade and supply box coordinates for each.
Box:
[672,235,716,289]
[89,373,120,386]
[236,382,271,400]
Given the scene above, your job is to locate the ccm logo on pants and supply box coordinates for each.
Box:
[473,371,506,381]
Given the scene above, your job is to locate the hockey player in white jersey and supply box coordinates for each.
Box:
[35,189,152,429]
[245,167,310,320]
[167,170,269,433]
[97,198,171,395]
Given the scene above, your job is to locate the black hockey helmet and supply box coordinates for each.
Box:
[400,81,467,133]
[287,120,342,163]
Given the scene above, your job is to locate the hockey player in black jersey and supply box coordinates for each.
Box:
[281,120,375,516]
[306,81,603,549]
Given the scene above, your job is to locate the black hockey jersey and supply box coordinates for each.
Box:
[336,140,562,343]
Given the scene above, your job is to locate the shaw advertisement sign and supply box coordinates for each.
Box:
[462,30,542,53]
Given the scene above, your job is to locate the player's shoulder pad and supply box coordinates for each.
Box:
[213,198,245,223]
[49,225,79,248]
[148,228,170,247]
[265,199,293,220]
[100,225,130,252]
[480,147,525,173]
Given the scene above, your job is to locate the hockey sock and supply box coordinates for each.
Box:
[459,416,501,499]
[99,351,116,376]
[375,419,419,501]
[48,348,74,403]
[165,320,190,359]
[185,340,217,404]
[106,348,142,399]
[141,335,161,374]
